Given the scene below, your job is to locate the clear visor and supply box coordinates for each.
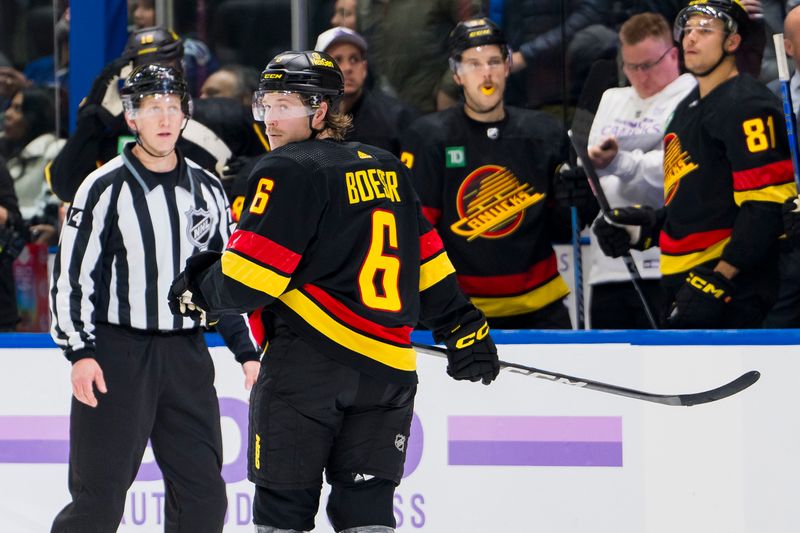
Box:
[452,55,507,75]
[251,90,316,122]
[674,9,735,41]
[122,92,190,119]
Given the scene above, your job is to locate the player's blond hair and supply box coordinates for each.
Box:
[321,106,352,141]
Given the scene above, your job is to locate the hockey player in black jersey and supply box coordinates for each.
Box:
[594,0,796,328]
[169,50,499,533]
[401,17,582,329]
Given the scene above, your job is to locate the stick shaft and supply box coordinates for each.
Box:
[567,120,659,329]
[570,206,585,329]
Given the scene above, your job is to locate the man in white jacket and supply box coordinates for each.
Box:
[586,12,696,328]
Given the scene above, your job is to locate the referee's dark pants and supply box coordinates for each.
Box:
[51,324,227,533]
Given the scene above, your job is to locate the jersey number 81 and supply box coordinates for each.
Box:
[742,116,776,153]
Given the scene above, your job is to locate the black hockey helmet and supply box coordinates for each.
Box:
[122,26,184,66]
[448,17,508,62]
[255,50,344,109]
[673,0,750,42]
[120,64,192,117]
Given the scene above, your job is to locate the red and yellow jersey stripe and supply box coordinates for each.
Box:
[456,254,569,318]
[659,228,732,275]
[221,229,301,297]
[732,159,796,205]
[419,229,455,291]
[279,284,416,371]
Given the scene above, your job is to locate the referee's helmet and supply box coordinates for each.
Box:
[120,64,192,117]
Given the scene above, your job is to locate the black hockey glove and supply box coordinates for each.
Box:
[83,57,130,108]
[168,251,221,324]
[554,164,591,206]
[553,163,599,224]
[665,266,734,329]
[782,196,800,245]
[442,309,499,385]
[592,206,659,258]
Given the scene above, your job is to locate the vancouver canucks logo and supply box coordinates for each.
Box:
[663,133,698,206]
[185,207,214,250]
[450,164,545,241]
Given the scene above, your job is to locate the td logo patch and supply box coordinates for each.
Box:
[445,146,466,168]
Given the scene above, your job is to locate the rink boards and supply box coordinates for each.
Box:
[0,330,798,532]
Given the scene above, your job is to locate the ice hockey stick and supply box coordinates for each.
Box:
[413,343,760,406]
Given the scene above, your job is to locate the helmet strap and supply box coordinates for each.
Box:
[688,36,732,78]
[131,117,187,159]
[307,116,319,140]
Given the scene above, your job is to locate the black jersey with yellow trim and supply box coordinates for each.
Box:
[196,139,470,384]
[401,105,570,319]
[660,74,795,285]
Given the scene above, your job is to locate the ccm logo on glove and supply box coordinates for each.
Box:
[453,321,490,349]
[686,271,731,302]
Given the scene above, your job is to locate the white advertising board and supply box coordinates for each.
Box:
[0,331,797,532]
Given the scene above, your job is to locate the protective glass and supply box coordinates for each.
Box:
[122,92,190,119]
[252,90,315,122]
[622,47,673,73]
[454,56,507,75]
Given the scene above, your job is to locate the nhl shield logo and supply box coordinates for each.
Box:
[394,433,406,452]
[186,208,214,250]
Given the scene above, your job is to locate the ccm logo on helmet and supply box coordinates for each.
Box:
[262,73,283,79]
[454,322,490,349]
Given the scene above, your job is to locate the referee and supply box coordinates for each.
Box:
[49,64,260,533]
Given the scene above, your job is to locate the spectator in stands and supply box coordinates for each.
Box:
[200,64,259,107]
[504,0,619,109]
[22,6,70,91]
[0,86,63,244]
[768,5,800,113]
[585,13,696,329]
[331,0,357,29]
[315,26,417,156]
[0,65,30,133]
[0,155,22,331]
[356,0,481,113]
[402,18,585,329]
[130,0,155,28]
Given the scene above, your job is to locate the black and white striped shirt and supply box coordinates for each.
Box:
[51,145,235,361]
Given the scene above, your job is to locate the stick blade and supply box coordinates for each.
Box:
[676,370,761,406]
